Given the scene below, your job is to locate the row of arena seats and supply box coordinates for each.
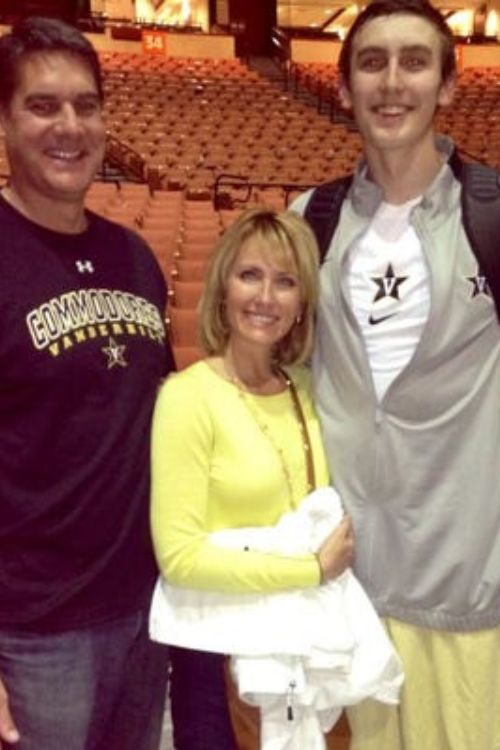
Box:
[288,61,341,117]
[436,68,500,165]
[99,52,363,191]
[85,180,250,266]
[100,52,255,78]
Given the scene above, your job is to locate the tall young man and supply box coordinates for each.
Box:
[0,17,174,750]
[293,1,500,747]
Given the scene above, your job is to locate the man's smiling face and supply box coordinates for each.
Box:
[340,13,455,158]
[0,51,105,206]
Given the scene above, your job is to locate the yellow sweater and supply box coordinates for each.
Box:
[151,360,330,593]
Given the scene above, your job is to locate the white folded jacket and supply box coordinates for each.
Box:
[150,487,404,750]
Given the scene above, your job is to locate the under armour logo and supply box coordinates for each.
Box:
[75,260,95,273]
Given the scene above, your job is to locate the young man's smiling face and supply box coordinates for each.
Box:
[340,13,455,159]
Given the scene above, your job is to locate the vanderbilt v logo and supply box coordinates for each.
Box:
[382,277,398,296]
[467,269,491,298]
[371,263,408,302]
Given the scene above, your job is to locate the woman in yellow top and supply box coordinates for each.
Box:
[150,207,354,749]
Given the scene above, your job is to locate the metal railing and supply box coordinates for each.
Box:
[213,173,316,210]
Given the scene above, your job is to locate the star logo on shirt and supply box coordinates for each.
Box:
[371,263,408,302]
[101,337,127,369]
[467,269,491,298]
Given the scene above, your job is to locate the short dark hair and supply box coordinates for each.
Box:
[339,0,456,88]
[0,16,103,110]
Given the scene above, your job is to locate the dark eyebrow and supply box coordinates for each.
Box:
[25,93,58,103]
[356,46,386,58]
[24,92,101,103]
[356,44,432,58]
[399,45,433,56]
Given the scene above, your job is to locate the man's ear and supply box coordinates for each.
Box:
[0,105,8,135]
[438,74,456,108]
[338,78,353,110]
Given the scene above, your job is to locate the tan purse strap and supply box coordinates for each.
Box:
[282,370,316,492]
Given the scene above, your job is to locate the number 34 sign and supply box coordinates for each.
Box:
[142,31,167,55]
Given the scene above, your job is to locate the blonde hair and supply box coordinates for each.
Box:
[199,207,320,366]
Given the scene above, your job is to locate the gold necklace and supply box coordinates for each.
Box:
[227,366,315,502]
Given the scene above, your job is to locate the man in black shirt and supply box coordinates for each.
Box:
[0,17,174,750]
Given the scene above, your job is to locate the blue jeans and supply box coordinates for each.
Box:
[169,646,236,750]
[0,610,168,750]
